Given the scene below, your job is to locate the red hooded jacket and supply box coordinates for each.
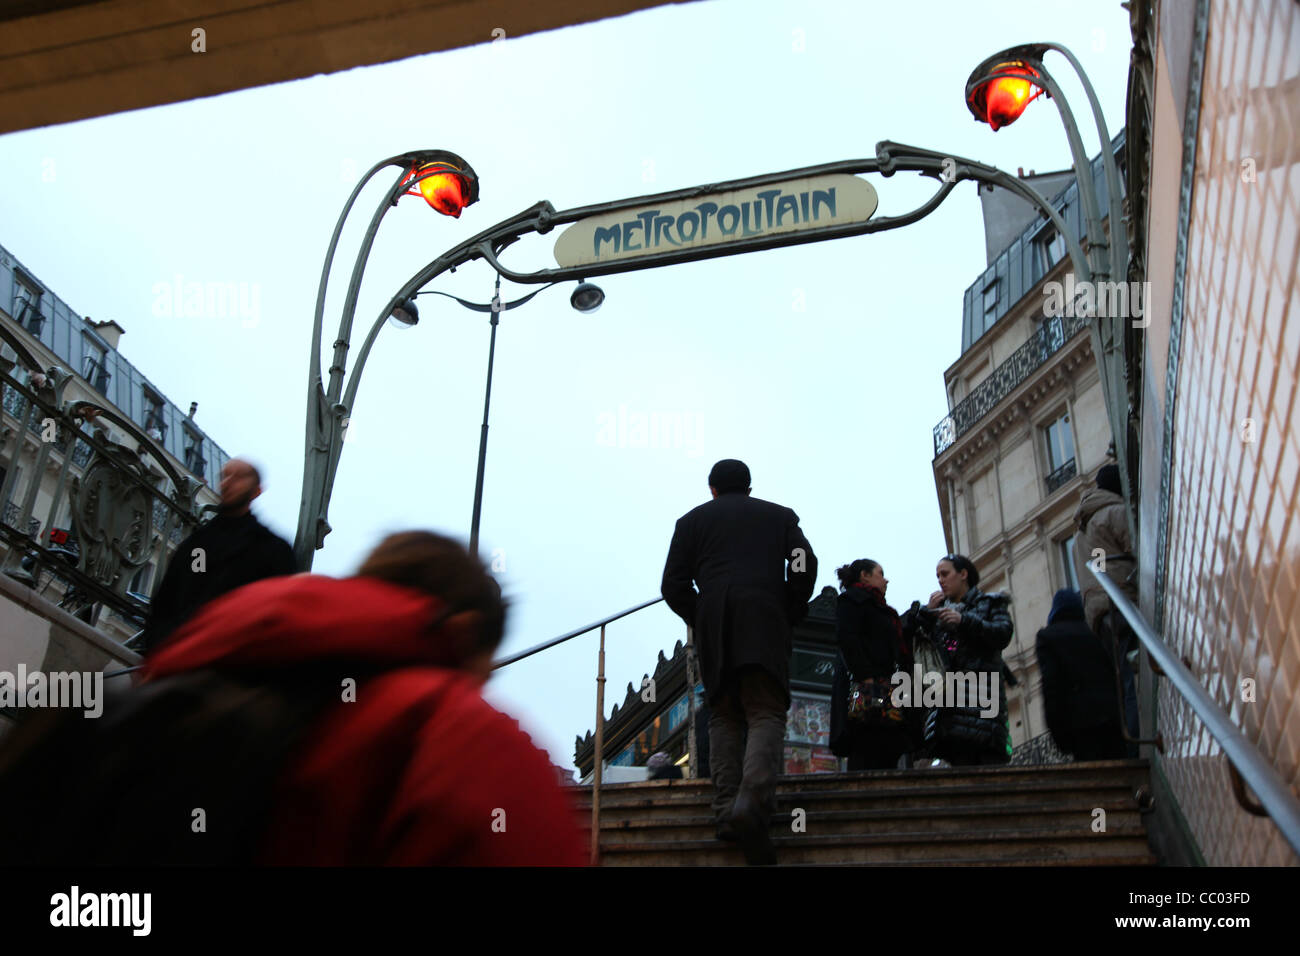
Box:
[142,573,586,866]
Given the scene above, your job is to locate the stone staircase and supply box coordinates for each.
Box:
[574,760,1158,865]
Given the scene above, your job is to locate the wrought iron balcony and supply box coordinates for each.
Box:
[933,310,1090,457]
[3,383,96,466]
[1045,457,1078,494]
[0,356,205,632]
[2,500,40,536]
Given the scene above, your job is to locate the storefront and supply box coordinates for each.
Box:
[576,586,843,778]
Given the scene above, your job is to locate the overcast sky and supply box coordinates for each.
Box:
[0,0,1133,772]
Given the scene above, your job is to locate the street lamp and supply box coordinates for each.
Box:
[966,42,1134,528]
[570,281,605,314]
[416,277,604,555]
[295,150,479,570]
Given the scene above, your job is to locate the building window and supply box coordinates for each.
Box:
[1036,225,1068,273]
[1060,535,1080,591]
[82,339,110,394]
[128,563,153,598]
[13,273,43,335]
[183,427,206,476]
[1044,411,1077,493]
[981,276,999,332]
[143,389,166,441]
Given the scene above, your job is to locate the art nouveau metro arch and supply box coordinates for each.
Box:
[296,140,1106,570]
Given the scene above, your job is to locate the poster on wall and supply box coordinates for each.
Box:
[786,695,830,747]
[784,744,839,775]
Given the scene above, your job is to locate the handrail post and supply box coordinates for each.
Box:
[590,622,607,866]
[685,625,698,779]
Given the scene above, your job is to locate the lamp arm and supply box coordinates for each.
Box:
[418,284,557,313]
[1043,42,1127,279]
[1043,42,1135,546]
[1024,63,1111,282]
[309,155,406,390]
[327,166,415,404]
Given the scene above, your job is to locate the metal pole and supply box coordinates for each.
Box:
[296,157,410,571]
[1043,42,1137,545]
[469,277,502,557]
[685,625,699,779]
[590,622,607,866]
[1030,56,1135,545]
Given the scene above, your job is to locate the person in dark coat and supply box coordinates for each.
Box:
[660,459,816,865]
[919,554,1014,766]
[139,458,297,654]
[1035,589,1127,761]
[829,559,913,770]
[646,752,684,780]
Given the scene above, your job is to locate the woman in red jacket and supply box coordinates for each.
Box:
[144,530,586,866]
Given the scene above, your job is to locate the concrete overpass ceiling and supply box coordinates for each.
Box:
[0,0,685,135]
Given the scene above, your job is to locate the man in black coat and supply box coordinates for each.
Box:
[1035,589,1127,761]
[138,458,297,654]
[661,459,816,864]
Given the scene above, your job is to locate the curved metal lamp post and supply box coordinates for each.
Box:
[295,150,479,570]
[966,43,1134,535]
[413,278,603,556]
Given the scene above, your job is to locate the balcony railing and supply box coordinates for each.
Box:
[3,383,96,467]
[1045,457,1078,494]
[933,310,1091,457]
[0,341,205,632]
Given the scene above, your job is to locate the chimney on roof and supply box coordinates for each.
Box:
[89,318,125,350]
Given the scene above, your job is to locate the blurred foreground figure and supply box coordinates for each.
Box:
[138,458,296,654]
[0,531,585,866]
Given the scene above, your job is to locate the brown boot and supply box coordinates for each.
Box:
[730,791,777,866]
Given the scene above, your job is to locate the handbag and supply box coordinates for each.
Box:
[846,675,905,727]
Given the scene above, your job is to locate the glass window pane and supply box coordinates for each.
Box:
[1061,536,1079,591]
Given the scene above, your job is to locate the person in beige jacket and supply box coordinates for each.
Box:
[1072,464,1137,632]
[1072,463,1139,750]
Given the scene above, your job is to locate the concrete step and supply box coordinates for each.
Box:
[567,759,1156,865]
[595,826,1156,866]
[574,760,1149,802]
[591,804,1146,843]
[576,782,1140,817]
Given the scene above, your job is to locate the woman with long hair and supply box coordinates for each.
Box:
[828,558,913,771]
[913,553,1014,766]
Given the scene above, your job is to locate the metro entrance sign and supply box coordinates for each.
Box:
[298,141,1095,570]
[553,173,879,269]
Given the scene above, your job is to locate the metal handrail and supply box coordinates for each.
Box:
[491,596,663,669]
[491,595,675,866]
[1085,561,1300,856]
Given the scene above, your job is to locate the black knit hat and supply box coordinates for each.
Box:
[708,459,750,494]
[1096,464,1122,496]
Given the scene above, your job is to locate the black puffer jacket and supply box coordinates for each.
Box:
[922,587,1014,763]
